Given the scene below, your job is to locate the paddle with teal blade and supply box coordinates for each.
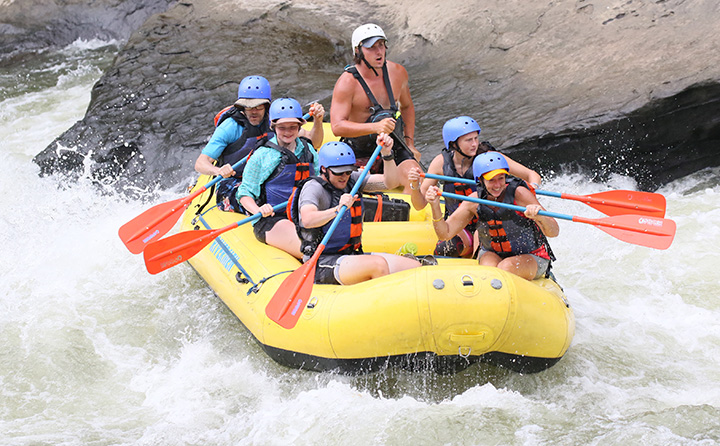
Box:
[421,172,666,218]
[143,201,288,274]
[265,143,384,329]
[440,191,676,250]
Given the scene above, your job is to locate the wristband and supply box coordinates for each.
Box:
[432,215,444,222]
[381,152,394,161]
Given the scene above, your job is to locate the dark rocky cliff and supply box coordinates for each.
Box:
[7,0,718,192]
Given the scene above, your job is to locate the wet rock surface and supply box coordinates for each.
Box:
[9,0,720,192]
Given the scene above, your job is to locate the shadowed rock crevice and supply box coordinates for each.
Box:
[506,82,720,190]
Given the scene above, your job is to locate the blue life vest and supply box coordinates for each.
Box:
[441,150,477,223]
[214,107,273,179]
[258,136,314,208]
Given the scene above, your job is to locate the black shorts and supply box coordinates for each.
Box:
[313,253,346,285]
[252,214,286,243]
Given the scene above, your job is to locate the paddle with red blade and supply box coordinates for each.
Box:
[119,157,250,254]
[420,172,666,218]
[440,191,676,250]
[143,201,288,274]
[266,143,385,329]
[119,112,313,254]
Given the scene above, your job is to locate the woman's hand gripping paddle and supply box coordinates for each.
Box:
[421,172,666,218]
[143,201,288,274]
[265,144,385,329]
[440,191,676,250]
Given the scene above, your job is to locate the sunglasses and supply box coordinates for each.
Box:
[329,169,352,177]
[244,105,266,112]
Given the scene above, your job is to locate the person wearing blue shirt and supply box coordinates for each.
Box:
[195,75,324,212]
[237,98,320,259]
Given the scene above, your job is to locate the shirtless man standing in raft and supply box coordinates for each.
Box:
[330,23,421,192]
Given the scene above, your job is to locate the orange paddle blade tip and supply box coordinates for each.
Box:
[118,197,188,254]
[265,261,316,329]
[142,229,217,274]
[592,214,677,250]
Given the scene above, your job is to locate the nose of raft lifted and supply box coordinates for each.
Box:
[179,169,575,375]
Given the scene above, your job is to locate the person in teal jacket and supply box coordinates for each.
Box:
[236,98,320,259]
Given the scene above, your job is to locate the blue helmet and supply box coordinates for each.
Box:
[473,151,509,182]
[269,98,306,126]
[237,75,271,101]
[442,116,481,150]
[319,141,357,172]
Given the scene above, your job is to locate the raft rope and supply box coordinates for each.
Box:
[246,270,293,296]
[194,179,217,216]
[192,202,221,221]
[195,212,298,295]
[195,213,258,287]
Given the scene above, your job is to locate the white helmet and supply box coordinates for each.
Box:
[351,23,387,50]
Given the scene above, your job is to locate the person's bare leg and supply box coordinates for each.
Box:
[336,255,389,285]
[371,252,421,274]
[497,254,538,281]
[264,220,302,258]
[478,251,502,267]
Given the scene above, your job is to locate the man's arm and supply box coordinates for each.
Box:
[393,62,420,160]
[360,133,399,191]
[299,102,325,148]
[195,121,239,176]
[299,181,355,229]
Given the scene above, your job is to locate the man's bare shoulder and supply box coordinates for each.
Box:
[386,60,409,77]
[333,69,358,91]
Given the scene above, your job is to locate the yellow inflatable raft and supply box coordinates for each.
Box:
[180,172,575,374]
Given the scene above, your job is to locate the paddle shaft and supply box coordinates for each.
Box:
[441,191,670,237]
[272,143,385,322]
[421,172,663,215]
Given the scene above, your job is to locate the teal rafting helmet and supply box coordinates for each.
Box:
[473,151,509,182]
[269,97,306,126]
[319,141,357,173]
[237,75,271,101]
[442,116,481,150]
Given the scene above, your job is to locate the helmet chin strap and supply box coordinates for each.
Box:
[451,142,473,159]
[358,48,380,76]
